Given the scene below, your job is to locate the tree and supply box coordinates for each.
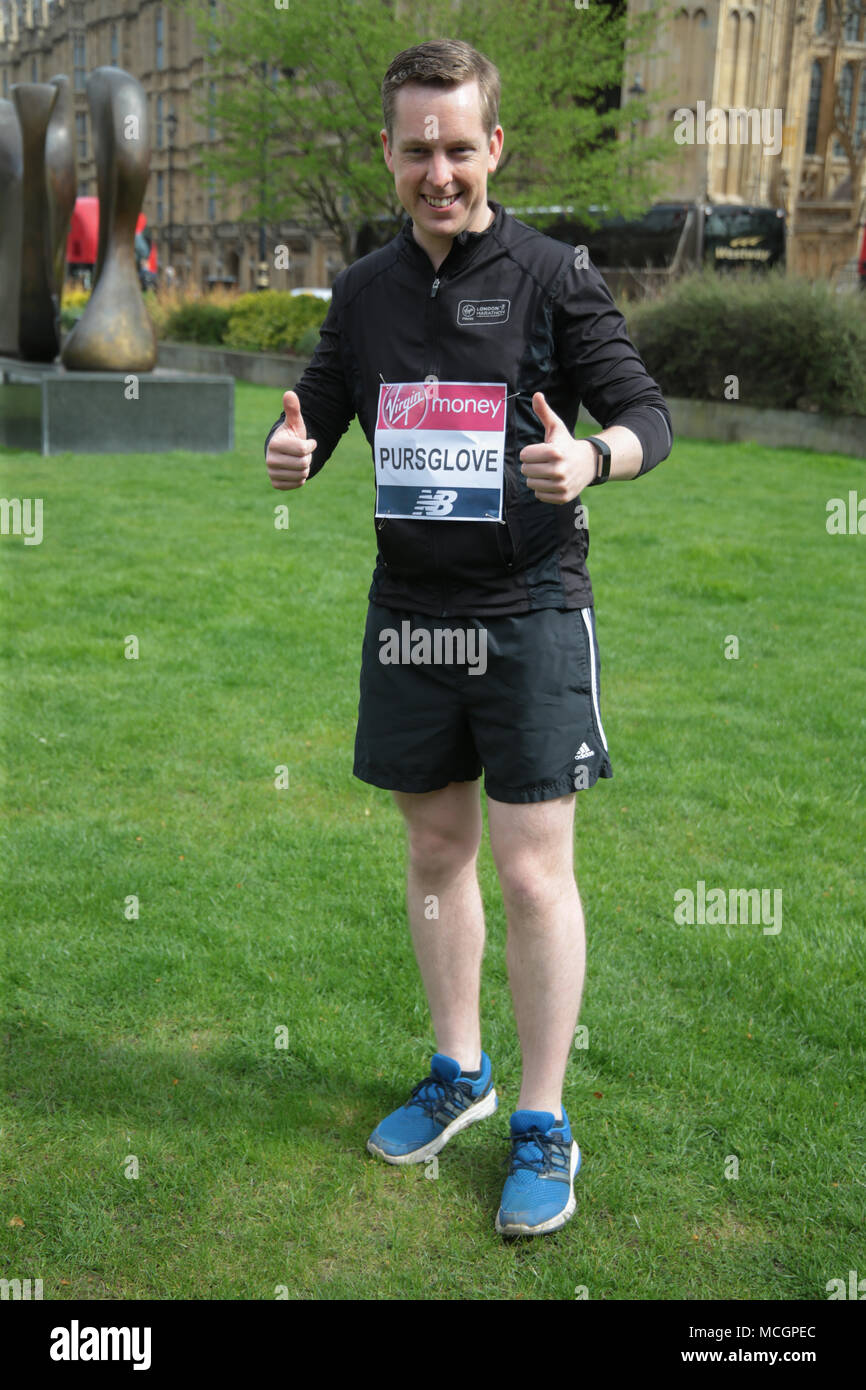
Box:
[174,0,675,266]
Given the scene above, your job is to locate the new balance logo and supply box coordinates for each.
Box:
[574,743,594,760]
[412,488,458,517]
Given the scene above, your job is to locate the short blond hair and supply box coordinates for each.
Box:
[381,39,501,145]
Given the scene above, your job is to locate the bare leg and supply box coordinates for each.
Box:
[391,779,485,1074]
[486,793,584,1118]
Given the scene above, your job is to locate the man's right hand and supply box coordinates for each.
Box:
[265,390,318,489]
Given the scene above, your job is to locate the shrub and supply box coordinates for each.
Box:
[625,269,866,416]
[162,299,233,345]
[222,290,328,354]
[295,323,323,356]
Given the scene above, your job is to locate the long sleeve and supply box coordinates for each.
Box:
[263,272,356,478]
[553,258,673,475]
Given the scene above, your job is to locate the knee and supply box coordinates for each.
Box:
[498,857,571,917]
[406,823,479,879]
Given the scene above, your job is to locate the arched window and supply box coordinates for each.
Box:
[156,9,164,71]
[815,0,827,35]
[156,94,163,150]
[856,70,866,148]
[834,62,855,156]
[73,32,86,90]
[805,60,822,153]
[110,24,118,66]
[843,2,860,42]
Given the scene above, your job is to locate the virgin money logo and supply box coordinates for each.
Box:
[381,384,429,430]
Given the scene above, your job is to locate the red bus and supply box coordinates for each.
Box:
[65,196,158,288]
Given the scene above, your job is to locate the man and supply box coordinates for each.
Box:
[264,39,672,1236]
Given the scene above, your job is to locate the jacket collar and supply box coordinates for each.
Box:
[399,198,505,273]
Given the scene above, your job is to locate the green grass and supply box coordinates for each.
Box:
[1,383,864,1300]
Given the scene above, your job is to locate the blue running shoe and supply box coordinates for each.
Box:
[495,1108,581,1235]
[366,1052,498,1165]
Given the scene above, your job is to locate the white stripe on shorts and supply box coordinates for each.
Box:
[580,607,608,753]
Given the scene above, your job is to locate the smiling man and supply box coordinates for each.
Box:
[264,39,673,1237]
[382,76,500,267]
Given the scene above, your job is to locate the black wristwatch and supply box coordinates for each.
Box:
[585,435,611,484]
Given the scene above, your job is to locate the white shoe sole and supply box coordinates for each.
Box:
[495,1140,581,1235]
[367,1087,499,1166]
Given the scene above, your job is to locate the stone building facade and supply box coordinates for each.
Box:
[624,0,866,280]
[0,0,343,291]
[2,0,864,287]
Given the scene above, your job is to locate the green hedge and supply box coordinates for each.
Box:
[222,291,328,353]
[625,269,866,417]
[163,301,233,346]
[156,290,328,353]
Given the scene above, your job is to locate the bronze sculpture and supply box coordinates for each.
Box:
[12,82,60,362]
[62,66,156,371]
[45,75,77,310]
[0,97,24,357]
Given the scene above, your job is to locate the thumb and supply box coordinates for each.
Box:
[532,391,564,442]
[282,389,306,439]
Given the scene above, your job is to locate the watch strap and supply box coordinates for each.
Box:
[585,435,611,484]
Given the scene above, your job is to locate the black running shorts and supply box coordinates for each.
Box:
[353,601,613,803]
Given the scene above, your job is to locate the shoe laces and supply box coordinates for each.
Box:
[508,1128,570,1177]
[408,1072,472,1119]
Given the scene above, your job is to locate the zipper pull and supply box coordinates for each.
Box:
[431,277,440,298]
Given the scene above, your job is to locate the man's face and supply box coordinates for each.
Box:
[381,79,504,258]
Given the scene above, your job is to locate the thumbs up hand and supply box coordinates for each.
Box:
[265,389,318,490]
[519,391,597,504]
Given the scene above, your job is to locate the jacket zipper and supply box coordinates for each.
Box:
[376,276,443,543]
[428,273,444,611]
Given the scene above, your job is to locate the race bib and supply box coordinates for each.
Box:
[374,381,507,522]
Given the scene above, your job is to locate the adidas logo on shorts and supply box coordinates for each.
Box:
[574,742,594,760]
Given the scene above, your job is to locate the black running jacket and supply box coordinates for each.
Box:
[264,198,672,617]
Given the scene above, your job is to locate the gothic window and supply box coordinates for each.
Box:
[156,94,163,149]
[843,2,860,41]
[856,69,866,145]
[815,0,827,35]
[156,10,164,71]
[834,61,855,155]
[73,33,86,90]
[805,60,822,153]
[111,24,118,66]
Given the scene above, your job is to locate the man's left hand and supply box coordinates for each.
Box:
[519,391,597,503]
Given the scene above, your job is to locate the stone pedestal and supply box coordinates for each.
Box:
[0,356,234,455]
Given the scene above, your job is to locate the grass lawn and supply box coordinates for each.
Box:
[1,381,863,1300]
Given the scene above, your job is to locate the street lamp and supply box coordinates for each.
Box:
[166,107,178,283]
[627,76,645,189]
[256,64,294,290]
[257,63,271,290]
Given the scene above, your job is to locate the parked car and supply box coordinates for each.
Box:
[289,287,332,300]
